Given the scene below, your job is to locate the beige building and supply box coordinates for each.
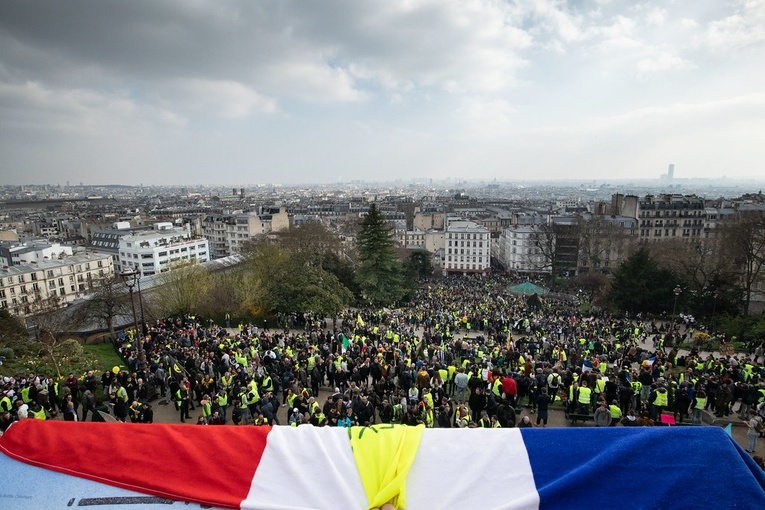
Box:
[611,194,709,243]
[202,208,289,259]
[0,252,114,318]
[413,212,445,231]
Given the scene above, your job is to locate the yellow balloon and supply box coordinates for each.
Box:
[112,366,120,375]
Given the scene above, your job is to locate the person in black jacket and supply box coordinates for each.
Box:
[353,394,375,426]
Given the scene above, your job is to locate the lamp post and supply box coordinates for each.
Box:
[669,285,682,339]
[136,274,146,337]
[120,268,146,372]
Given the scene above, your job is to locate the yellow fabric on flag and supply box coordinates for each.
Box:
[349,424,424,510]
[357,314,365,326]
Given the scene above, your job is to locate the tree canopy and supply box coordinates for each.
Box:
[355,204,405,305]
[606,247,681,315]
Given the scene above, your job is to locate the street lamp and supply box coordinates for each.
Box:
[120,267,146,372]
[669,285,682,340]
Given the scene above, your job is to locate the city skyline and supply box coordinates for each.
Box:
[1,1,764,186]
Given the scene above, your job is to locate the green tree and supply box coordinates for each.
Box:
[606,247,680,315]
[405,249,434,280]
[265,257,352,317]
[241,238,352,317]
[153,261,211,317]
[355,204,405,305]
[0,308,28,340]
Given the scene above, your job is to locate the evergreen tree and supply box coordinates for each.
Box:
[606,247,680,315]
[355,204,405,305]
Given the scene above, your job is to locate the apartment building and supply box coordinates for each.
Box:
[202,209,289,259]
[497,225,551,273]
[443,220,491,275]
[0,241,73,267]
[611,193,710,242]
[0,252,114,318]
[118,223,209,276]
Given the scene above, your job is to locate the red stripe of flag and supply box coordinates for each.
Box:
[0,420,270,509]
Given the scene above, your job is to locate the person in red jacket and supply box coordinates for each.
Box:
[502,373,517,408]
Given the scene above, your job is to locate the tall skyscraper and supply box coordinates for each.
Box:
[667,164,675,180]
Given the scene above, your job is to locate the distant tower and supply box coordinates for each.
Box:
[233,188,237,196]
[240,188,245,198]
[667,164,675,180]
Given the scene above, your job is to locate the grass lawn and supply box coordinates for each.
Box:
[0,340,127,385]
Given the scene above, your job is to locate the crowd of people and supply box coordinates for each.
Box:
[2,274,765,457]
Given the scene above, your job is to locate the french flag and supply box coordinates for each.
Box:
[0,420,764,509]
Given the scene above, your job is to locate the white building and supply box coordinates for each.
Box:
[118,223,209,276]
[0,241,73,267]
[0,252,114,318]
[497,225,552,273]
[444,221,491,275]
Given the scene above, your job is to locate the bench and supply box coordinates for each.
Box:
[565,412,595,424]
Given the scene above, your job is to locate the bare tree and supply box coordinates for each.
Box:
[578,216,634,273]
[29,296,83,379]
[529,220,580,284]
[275,222,341,270]
[70,275,131,340]
[720,211,765,317]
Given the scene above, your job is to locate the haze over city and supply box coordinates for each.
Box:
[1,0,764,186]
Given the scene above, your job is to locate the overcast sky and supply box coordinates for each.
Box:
[1,0,764,186]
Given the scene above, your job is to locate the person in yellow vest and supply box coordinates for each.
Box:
[0,391,13,414]
[577,381,592,415]
[455,404,471,428]
[567,381,579,414]
[608,400,622,426]
[630,379,643,413]
[649,384,668,422]
[237,387,251,425]
[253,413,269,426]
[477,410,492,428]
[690,390,707,425]
[216,390,228,423]
[28,401,48,420]
[200,395,212,424]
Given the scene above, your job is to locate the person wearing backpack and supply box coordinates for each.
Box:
[547,371,562,403]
